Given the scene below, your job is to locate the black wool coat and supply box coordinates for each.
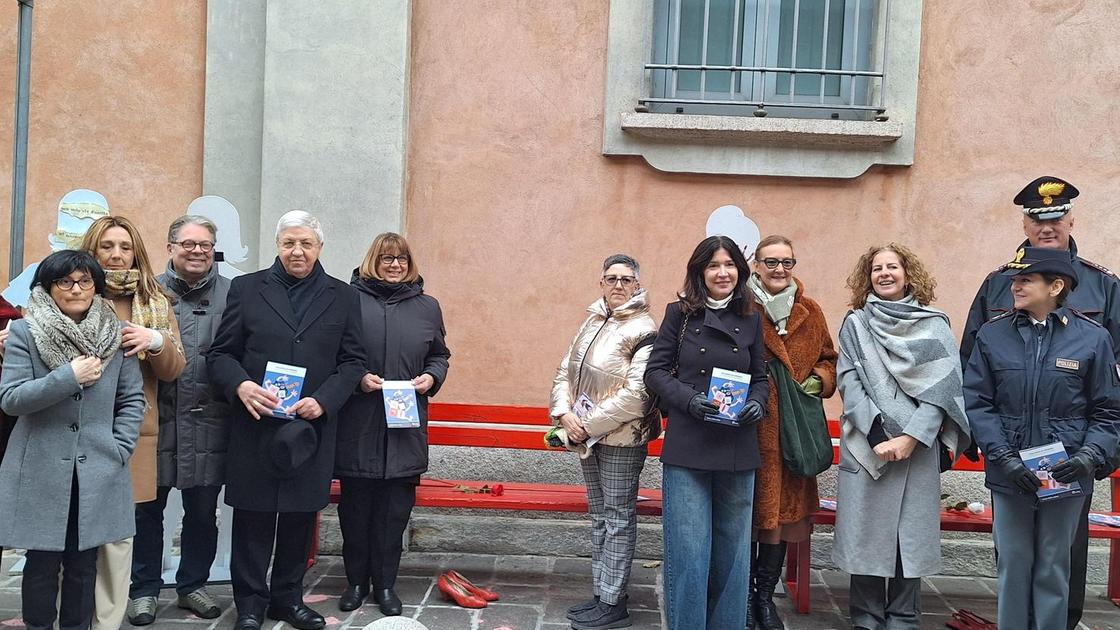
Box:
[207,267,366,512]
[334,276,450,480]
[645,299,769,471]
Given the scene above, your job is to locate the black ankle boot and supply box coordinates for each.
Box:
[754,542,786,630]
[746,541,758,630]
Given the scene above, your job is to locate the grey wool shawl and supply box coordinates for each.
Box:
[838,294,969,478]
[24,286,121,369]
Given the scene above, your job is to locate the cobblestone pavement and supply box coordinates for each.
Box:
[2,550,1118,629]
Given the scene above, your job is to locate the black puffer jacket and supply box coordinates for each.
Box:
[334,273,450,480]
[157,263,232,489]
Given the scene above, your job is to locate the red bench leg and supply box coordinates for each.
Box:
[784,539,812,614]
[307,511,320,569]
[1110,539,1120,607]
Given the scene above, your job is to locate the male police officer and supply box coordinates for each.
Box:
[961,176,1120,629]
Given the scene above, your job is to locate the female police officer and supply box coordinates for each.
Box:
[964,246,1120,630]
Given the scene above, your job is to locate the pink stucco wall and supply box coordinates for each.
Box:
[2,2,1118,412]
[0,2,205,279]
[404,1,1120,407]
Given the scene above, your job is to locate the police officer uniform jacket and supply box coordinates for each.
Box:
[963,307,1120,496]
[961,237,1120,365]
[644,299,768,471]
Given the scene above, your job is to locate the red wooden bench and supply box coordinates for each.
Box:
[311,404,1120,612]
[784,419,1120,613]
[308,403,664,561]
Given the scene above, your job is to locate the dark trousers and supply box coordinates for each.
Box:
[131,485,222,598]
[337,477,417,589]
[230,509,316,615]
[23,474,97,630]
[1067,495,1091,630]
[848,544,921,630]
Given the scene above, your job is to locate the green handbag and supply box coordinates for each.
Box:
[769,359,832,477]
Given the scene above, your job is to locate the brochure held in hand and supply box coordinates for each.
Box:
[262,361,306,419]
[706,367,752,426]
[573,392,601,448]
[383,381,421,428]
[1019,441,1083,502]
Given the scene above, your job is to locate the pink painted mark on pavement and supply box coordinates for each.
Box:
[305,594,331,603]
[0,619,24,627]
[324,616,342,626]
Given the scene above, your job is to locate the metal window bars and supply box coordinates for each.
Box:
[642,0,890,120]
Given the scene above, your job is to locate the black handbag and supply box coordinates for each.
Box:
[642,310,689,419]
[770,359,832,477]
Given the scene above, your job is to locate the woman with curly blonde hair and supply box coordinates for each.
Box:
[833,243,969,630]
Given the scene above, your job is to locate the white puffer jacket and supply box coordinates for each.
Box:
[549,290,662,447]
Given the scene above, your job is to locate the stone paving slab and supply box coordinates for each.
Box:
[3,550,1119,629]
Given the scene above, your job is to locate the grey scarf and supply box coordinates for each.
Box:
[748,273,797,335]
[838,294,969,474]
[24,286,122,370]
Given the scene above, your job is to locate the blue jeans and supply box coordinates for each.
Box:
[662,463,755,630]
[131,485,222,597]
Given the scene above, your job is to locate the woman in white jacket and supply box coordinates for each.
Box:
[549,254,661,630]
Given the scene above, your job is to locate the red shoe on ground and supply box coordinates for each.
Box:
[436,573,487,608]
[444,569,500,602]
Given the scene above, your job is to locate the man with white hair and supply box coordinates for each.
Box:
[208,211,366,630]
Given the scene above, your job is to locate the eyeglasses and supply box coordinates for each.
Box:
[760,258,797,270]
[602,275,637,287]
[53,277,95,291]
[379,255,410,266]
[173,240,215,253]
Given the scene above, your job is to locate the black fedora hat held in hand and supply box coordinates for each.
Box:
[260,417,319,479]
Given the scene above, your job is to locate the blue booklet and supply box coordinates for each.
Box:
[262,361,306,419]
[1019,441,1083,502]
[706,367,752,426]
[382,381,421,429]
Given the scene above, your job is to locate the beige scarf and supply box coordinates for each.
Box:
[25,286,122,369]
[104,268,171,331]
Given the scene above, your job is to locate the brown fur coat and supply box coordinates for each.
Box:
[753,278,838,535]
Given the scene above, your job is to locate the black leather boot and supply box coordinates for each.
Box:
[746,541,757,630]
[754,542,786,630]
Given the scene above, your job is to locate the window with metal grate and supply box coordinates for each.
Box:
[646,0,887,120]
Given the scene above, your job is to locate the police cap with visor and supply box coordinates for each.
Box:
[1014,176,1079,221]
[1000,246,1079,291]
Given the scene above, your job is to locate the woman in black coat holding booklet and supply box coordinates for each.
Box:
[644,235,768,630]
[333,232,450,614]
[964,246,1120,630]
[207,211,366,630]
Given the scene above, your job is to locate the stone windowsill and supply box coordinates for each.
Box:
[620,112,903,149]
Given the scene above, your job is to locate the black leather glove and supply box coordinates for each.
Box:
[687,394,720,421]
[961,437,981,463]
[996,455,1042,494]
[1095,452,1120,480]
[1051,449,1097,483]
[736,400,764,426]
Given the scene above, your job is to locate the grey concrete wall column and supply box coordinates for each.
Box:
[258,0,412,277]
[203,0,411,277]
[203,0,267,271]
